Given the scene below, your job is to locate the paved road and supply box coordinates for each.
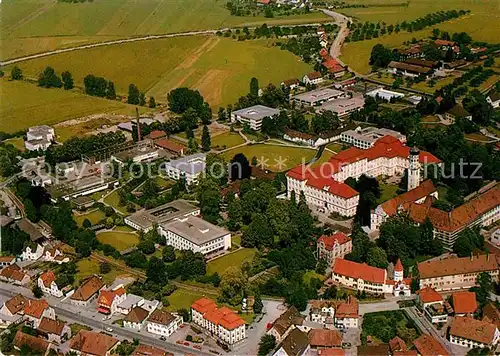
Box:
[0,283,210,356]
[321,9,351,63]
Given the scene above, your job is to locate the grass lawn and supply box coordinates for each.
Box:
[377,183,399,204]
[211,132,245,150]
[302,270,325,285]
[75,258,123,284]
[220,144,316,172]
[4,137,25,151]
[73,209,106,227]
[166,287,218,312]
[113,225,135,232]
[69,323,91,335]
[465,133,492,143]
[0,80,142,133]
[207,248,257,276]
[103,190,128,215]
[231,235,242,247]
[326,142,346,153]
[96,231,140,251]
[154,176,176,190]
[8,36,313,107]
[311,150,334,167]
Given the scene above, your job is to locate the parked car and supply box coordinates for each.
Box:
[105,327,113,332]
[160,336,166,341]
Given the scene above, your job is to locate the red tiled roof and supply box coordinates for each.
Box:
[5,294,28,314]
[380,180,436,216]
[282,78,300,86]
[132,344,173,356]
[450,316,498,344]
[394,259,404,272]
[416,287,443,304]
[148,130,166,140]
[191,297,218,314]
[389,336,407,352]
[0,264,28,282]
[452,291,478,315]
[13,331,49,353]
[319,48,329,58]
[38,317,66,336]
[412,334,448,356]
[318,232,351,251]
[39,271,56,288]
[308,329,342,348]
[318,349,345,356]
[98,287,125,307]
[323,58,344,73]
[418,254,498,279]
[155,139,185,154]
[435,39,456,46]
[69,330,119,356]
[24,299,49,319]
[71,275,105,302]
[335,296,359,318]
[332,259,386,284]
[306,71,323,80]
[192,298,244,330]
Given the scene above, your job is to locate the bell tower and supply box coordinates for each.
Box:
[407,146,420,191]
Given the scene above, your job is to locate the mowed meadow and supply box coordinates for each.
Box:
[0,0,329,59]
[7,36,313,108]
[337,0,500,74]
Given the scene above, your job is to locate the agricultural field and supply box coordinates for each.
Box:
[96,231,140,251]
[206,248,257,276]
[74,209,106,227]
[220,144,316,171]
[0,0,329,59]
[55,115,136,142]
[0,80,141,133]
[8,36,312,108]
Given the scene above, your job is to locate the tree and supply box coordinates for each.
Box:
[84,75,107,97]
[100,262,111,274]
[197,179,221,223]
[82,218,92,229]
[253,294,264,314]
[139,92,146,106]
[162,245,176,262]
[475,272,493,306]
[229,153,251,181]
[61,71,74,90]
[177,308,190,322]
[369,44,395,68]
[138,240,155,255]
[11,66,23,80]
[146,257,168,285]
[32,284,43,298]
[38,67,62,88]
[258,334,276,356]
[220,267,248,305]
[201,125,211,152]
[453,228,483,257]
[167,87,206,114]
[106,81,116,100]
[250,77,259,98]
[124,251,148,269]
[127,84,140,104]
[367,246,389,268]
[149,96,156,108]
[24,199,38,222]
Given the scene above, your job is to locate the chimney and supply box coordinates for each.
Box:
[136,108,141,142]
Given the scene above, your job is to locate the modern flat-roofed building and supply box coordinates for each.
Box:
[158,216,231,256]
[162,153,206,185]
[111,146,160,165]
[125,199,200,232]
[317,96,365,118]
[25,126,54,151]
[230,105,279,131]
[340,126,406,149]
[293,88,344,107]
[367,88,405,101]
[418,254,499,291]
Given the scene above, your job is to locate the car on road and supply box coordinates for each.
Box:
[105,327,113,332]
[160,336,166,341]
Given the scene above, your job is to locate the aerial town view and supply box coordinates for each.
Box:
[0,0,500,355]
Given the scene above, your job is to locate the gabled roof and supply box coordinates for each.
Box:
[446,104,470,118]
[450,316,498,344]
[452,291,478,314]
[23,299,50,319]
[147,309,176,326]
[98,287,126,307]
[317,232,351,251]
[308,329,342,348]
[13,331,50,353]
[389,336,407,352]
[154,139,185,154]
[282,78,300,86]
[71,275,105,302]
[271,306,304,336]
[37,317,66,336]
[435,39,456,46]
[332,259,386,284]
[0,256,15,263]
[412,334,448,356]
[191,297,218,314]
[379,179,436,216]
[416,287,443,304]
[132,344,173,356]
[306,71,323,80]
[418,254,498,279]
[482,303,500,328]
[39,271,56,288]
[0,264,28,282]
[335,296,359,318]
[4,294,28,314]
[147,130,166,140]
[278,328,310,356]
[125,306,149,323]
[69,330,119,356]
[487,91,500,102]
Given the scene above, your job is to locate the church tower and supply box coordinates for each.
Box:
[394,259,404,282]
[407,146,420,191]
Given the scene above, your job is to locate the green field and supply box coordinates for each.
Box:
[377,183,399,204]
[211,132,245,150]
[8,36,313,107]
[220,144,316,172]
[75,258,123,284]
[74,209,106,227]
[4,137,25,151]
[0,0,329,59]
[0,80,141,133]
[206,248,257,276]
[103,190,128,215]
[166,287,219,312]
[96,231,140,251]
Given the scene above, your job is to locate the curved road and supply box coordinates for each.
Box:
[321,9,351,63]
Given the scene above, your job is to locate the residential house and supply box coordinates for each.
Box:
[21,242,44,261]
[132,344,173,356]
[308,329,342,350]
[283,129,316,147]
[162,153,206,185]
[273,328,310,356]
[42,246,68,264]
[97,285,127,315]
[413,334,449,356]
[116,294,160,315]
[317,232,352,265]
[0,264,30,285]
[158,216,231,256]
[38,271,63,298]
[435,39,456,50]
[123,306,150,330]
[15,218,50,243]
[451,291,478,316]
[416,287,447,323]
[445,104,472,123]
[24,299,55,328]
[449,316,500,349]
[154,139,185,156]
[25,125,54,151]
[145,130,167,141]
[310,300,336,325]
[69,330,120,356]
[281,78,300,90]
[13,331,52,356]
[146,309,183,337]
[323,58,346,78]
[486,91,500,109]
[389,336,407,354]
[482,303,500,329]
[303,72,324,86]
[418,254,499,291]
[0,294,26,327]
[191,297,246,347]
[267,306,305,344]
[70,275,105,307]
[0,256,16,267]
[37,317,71,343]
[230,105,280,131]
[334,296,359,329]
